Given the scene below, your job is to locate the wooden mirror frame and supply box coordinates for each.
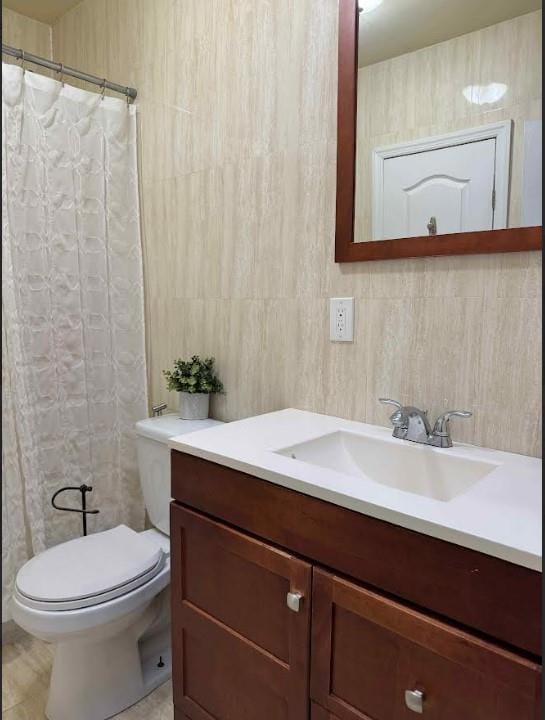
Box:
[335,0,543,263]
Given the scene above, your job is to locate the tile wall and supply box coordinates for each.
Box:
[3,1,539,456]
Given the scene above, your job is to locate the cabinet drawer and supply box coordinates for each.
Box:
[171,503,312,720]
[311,569,541,720]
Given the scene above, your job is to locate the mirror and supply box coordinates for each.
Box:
[336,0,543,262]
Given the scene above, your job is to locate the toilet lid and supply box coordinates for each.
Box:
[16,525,165,610]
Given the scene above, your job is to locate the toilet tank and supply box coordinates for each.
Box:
[135,414,224,536]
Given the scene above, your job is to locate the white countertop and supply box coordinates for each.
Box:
[169,409,542,571]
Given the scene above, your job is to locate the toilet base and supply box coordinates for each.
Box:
[45,590,171,720]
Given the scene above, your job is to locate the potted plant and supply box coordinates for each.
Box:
[163,355,224,420]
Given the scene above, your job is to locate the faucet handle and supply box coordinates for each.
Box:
[379,398,407,431]
[151,402,168,417]
[378,398,402,409]
[433,410,472,434]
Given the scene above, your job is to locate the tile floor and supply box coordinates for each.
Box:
[2,626,173,719]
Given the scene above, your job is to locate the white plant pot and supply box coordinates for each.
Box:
[178,392,210,420]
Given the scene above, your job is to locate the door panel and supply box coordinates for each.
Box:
[171,503,312,720]
[311,703,342,720]
[178,503,292,661]
[381,138,496,239]
[311,569,541,720]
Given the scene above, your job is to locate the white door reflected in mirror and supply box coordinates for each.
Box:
[376,134,499,240]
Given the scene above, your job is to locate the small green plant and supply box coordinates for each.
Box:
[163,355,224,395]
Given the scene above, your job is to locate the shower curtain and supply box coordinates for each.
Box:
[2,63,148,618]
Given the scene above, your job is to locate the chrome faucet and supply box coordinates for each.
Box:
[428,409,473,448]
[379,399,431,443]
[379,399,472,448]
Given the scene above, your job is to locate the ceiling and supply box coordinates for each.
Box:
[359,0,542,66]
[3,0,81,24]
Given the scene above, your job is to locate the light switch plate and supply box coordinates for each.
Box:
[330,298,354,342]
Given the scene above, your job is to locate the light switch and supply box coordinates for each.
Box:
[330,298,354,342]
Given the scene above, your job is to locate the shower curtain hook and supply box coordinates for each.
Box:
[20,49,26,74]
[125,87,130,106]
[57,63,65,87]
[101,78,106,100]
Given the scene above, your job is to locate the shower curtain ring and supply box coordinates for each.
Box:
[20,49,26,74]
[101,78,106,100]
[126,87,130,106]
[57,63,65,87]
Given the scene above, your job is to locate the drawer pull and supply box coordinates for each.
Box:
[286,591,303,612]
[405,689,425,714]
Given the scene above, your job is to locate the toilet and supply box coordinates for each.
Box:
[11,413,222,720]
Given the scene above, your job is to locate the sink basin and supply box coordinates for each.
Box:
[275,430,498,501]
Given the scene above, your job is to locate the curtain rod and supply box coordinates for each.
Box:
[2,44,137,101]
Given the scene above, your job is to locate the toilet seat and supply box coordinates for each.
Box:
[15,525,166,612]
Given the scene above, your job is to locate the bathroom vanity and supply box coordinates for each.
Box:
[168,410,542,719]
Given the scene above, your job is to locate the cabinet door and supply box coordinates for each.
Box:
[171,503,312,720]
[311,569,542,720]
[311,703,341,720]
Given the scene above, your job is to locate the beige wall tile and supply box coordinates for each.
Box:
[51,1,542,457]
[2,8,52,65]
[476,296,542,455]
[363,296,485,445]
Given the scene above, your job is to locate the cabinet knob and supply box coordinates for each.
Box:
[405,689,425,714]
[286,591,303,612]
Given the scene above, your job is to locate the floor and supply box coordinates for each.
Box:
[2,626,173,720]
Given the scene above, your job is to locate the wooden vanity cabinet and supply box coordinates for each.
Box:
[170,451,542,720]
[170,503,312,720]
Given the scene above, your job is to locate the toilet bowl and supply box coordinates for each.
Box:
[12,527,171,720]
[11,414,223,720]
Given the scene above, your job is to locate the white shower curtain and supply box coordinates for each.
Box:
[2,64,148,618]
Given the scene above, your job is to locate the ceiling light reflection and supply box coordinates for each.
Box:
[462,83,508,105]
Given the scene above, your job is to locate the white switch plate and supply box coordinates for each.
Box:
[330,298,354,342]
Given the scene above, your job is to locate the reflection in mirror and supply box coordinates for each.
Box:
[354,0,542,243]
